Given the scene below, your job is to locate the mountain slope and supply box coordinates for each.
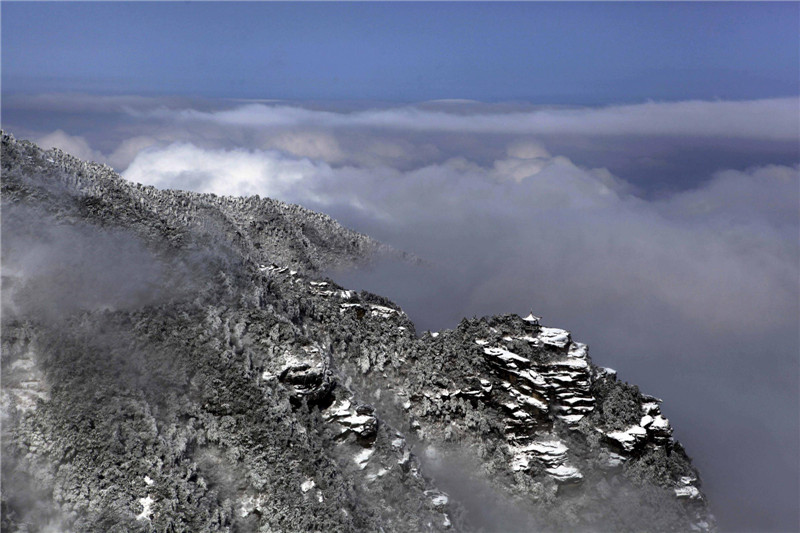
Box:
[1,132,714,532]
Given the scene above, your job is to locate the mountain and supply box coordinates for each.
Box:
[1,132,714,532]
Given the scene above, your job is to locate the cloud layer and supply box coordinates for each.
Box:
[3,94,799,531]
[121,140,797,336]
[151,97,799,141]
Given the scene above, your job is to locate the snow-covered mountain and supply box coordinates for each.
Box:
[1,132,714,532]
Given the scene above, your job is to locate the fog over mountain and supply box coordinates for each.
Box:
[3,131,719,532]
[3,94,798,531]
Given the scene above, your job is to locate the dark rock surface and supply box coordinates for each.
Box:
[1,132,715,532]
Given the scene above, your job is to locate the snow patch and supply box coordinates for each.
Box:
[510,438,583,482]
[605,425,648,452]
[425,489,449,508]
[650,415,670,430]
[354,448,374,469]
[136,495,154,521]
[596,367,617,379]
[538,327,571,348]
[675,485,702,499]
[483,347,530,368]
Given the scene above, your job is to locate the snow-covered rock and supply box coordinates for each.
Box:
[604,425,648,452]
[136,495,155,521]
[510,438,583,483]
[538,327,571,349]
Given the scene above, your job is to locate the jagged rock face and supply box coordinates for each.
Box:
[1,133,714,532]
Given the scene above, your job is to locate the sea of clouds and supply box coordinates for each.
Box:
[4,94,799,531]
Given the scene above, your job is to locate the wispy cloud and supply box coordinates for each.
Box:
[123,143,325,199]
[143,97,800,140]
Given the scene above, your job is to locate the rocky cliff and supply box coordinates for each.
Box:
[1,132,714,532]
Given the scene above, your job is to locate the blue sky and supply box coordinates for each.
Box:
[3,2,798,103]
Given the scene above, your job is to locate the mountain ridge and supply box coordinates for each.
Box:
[1,132,715,532]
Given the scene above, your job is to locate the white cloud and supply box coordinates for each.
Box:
[122,143,325,199]
[660,164,800,229]
[506,140,550,160]
[261,131,345,163]
[148,98,799,141]
[16,94,798,141]
[121,139,797,339]
[18,101,800,356]
[106,136,161,170]
[35,130,104,164]
[6,93,205,114]
[33,130,162,171]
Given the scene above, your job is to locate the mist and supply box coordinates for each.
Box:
[2,95,799,531]
[0,201,239,325]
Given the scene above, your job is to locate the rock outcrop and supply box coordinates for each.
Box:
[1,133,715,532]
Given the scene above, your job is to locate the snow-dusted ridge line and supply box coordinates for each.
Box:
[1,130,417,274]
[1,133,715,532]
